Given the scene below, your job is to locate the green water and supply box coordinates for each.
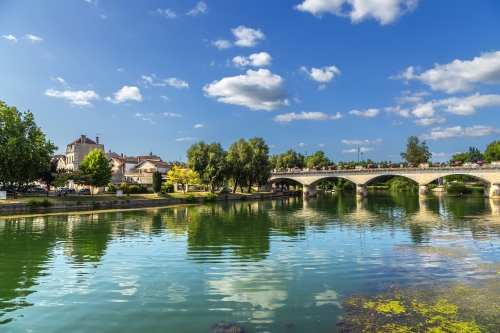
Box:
[1,193,500,332]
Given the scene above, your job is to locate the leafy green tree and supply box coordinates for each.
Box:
[152,171,162,194]
[466,147,483,163]
[484,140,500,163]
[305,150,332,169]
[0,101,57,188]
[187,141,229,192]
[78,149,113,195]
[227,138,253,193]
[167,165,194,193]
[450,152,469,164]
[400,136,432,164]
[245,137,272,192]
[271,150,306,170]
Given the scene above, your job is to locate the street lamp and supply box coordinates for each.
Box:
[357,147,360,163]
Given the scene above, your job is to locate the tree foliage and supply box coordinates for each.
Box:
[305,150,333,169]
[152,171,162,193]
[0,101,57,186]
[227,138,253,193]
[466,147,483,163]
[400,136,432,164]
[78,149,113,194]
[484,140,500,163]
[167,165,199,193]
[187,141,229,192]
[270,149,306,170]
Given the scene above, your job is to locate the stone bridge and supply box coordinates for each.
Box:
[268,167,500,198]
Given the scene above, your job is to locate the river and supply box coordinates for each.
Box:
[1,192,499,332]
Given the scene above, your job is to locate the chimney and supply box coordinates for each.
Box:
[121,153,124,157]
[96,136,99,144]
[81,135,86,143]
[150,151,153,157]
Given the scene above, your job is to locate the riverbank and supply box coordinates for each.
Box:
[0,191,296,217]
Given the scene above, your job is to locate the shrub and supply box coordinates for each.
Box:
[108,183,116,193]
[185,193,196,202]
[204,193,218,202]
[27,199,39,208]
[139,185,148,193]
[40,198,52,207]
[471,182,485,187]
[428,183,437,190]
[161,182,175,194]
[128,185,141,194]
[120,182,128,194]
[447,182,472,194]
[471,187,484,195]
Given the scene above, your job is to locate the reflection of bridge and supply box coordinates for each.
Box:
[269,167,500,198]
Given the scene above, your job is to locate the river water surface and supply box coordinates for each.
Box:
[1,193,500,332]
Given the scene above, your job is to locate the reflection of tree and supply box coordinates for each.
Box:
[187,202,272,262]
[66,214,112,263]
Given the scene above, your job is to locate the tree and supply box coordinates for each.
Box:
[305,150,332,169]
[78,149,113,195]
[187,141,229,192]
[227,138,253,193]
[152,171,162,194]
[0,101,57,188]
[484,140,500,163]
[271,150,306,170]
[450,152,469,165]
[246,137,272,192]
[466,147,483,163]
[400,136,432,164]
[167,165,189,193]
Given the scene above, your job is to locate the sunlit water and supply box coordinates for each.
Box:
[1,192,500,332]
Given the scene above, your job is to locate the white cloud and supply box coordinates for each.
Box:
[411,103,435,118]
[391,51,500,93]
[384,105,411,117]
[84,0,97,6]
[212,39,232,50]
[299,143,307,147]
[134,113,155,117]
[44,89,99,107]
[175,137,197,142]
[233,52,272,67]
[394,90,429,104]
[118,68,124,72]
[431,152,457,158]
[274,111,342,123]
[318,143,327,147]
[163,112,181,117]
[318,84,327,90]
[391,120,402,126]
[155,8,176,18]
[2,35,17,42]
[101,14,106,19]
[186,1,208,16]
[295,0,418,25]
[51,77,66,84]
[203,69,289,111]
[194,124,204,128]
[294,97,303,103]
[420,125,500,141]
[341,139,383,145]
[301,65,341,82]
[160,95,171,101]
[343,147,375,153]
[142,74,166,87]
[231,26,265,47]
[104,86,143,104]
[349,108,380,118]
[413,117,446,126]
[24,34,43,43]
[435,93,500,116]
[165,78,189,89]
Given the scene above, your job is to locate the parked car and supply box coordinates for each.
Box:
[218,186,231,193]
[78,188,91,195]
[56,188,68,196]
[66,188,76,194]
[28,187,47,193]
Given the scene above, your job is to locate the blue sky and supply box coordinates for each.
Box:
[1,0,500,163]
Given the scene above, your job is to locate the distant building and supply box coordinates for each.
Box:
[51,154,67,172]
[65,135,104,171]
[105,150,120,159]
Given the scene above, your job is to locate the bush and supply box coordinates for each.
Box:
[471,187,484,195]
[108,183,116,193]
[128,185,141,194]
[27,199,39,208]
[161,182,175,194]
[447,182,472,194]
[40,198,52,207]
[185,193,196,202]
[471,182,485,187]
[120,182,128,194]
[204,193,218,202]
[139,185,148,193]
[428,183,437,190]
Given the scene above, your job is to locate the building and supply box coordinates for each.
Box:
[65,135,105,171]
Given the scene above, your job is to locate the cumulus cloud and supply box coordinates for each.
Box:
[175,137,197,142]
[104,86,143,104]
[203,69,289,111]
[160,95,171,101]
[194,124,204,128]
[435,93,500,116]
[134,112,154,117]
[233,52,272,67]
[343,147,375,153]
[413,117,446,126]
[384,105,411,117]
[349,108,380,118]
[2,34,17,42]
[163,112,181,117]
[51,77,66,84]
[394,90,430,104]
[318,143,327,147]
[231,26,265,47]
[301,66,341,82]
[212,39,232,50]
[299,142,307,147]
[165,78,189,89]
[420,125,500,141]
[186,1,208,16]
[274,111,342,123]
[24,34,43,43]
[143,75,188,89]
[341,139,383,145]
[390,120,402,126]
[295,0,418,25]
[45,89,99,107]
[391,51,500,93]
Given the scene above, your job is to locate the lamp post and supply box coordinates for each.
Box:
[357,147,360,164]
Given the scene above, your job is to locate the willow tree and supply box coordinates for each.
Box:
[0,101,57,187]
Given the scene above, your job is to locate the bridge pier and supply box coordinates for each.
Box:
[419,184,429,197]
[303,184,317,197]
[356,183,367,198]
[488,183,500,199]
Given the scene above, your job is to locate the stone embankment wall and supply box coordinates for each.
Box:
[0,192,289,215]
